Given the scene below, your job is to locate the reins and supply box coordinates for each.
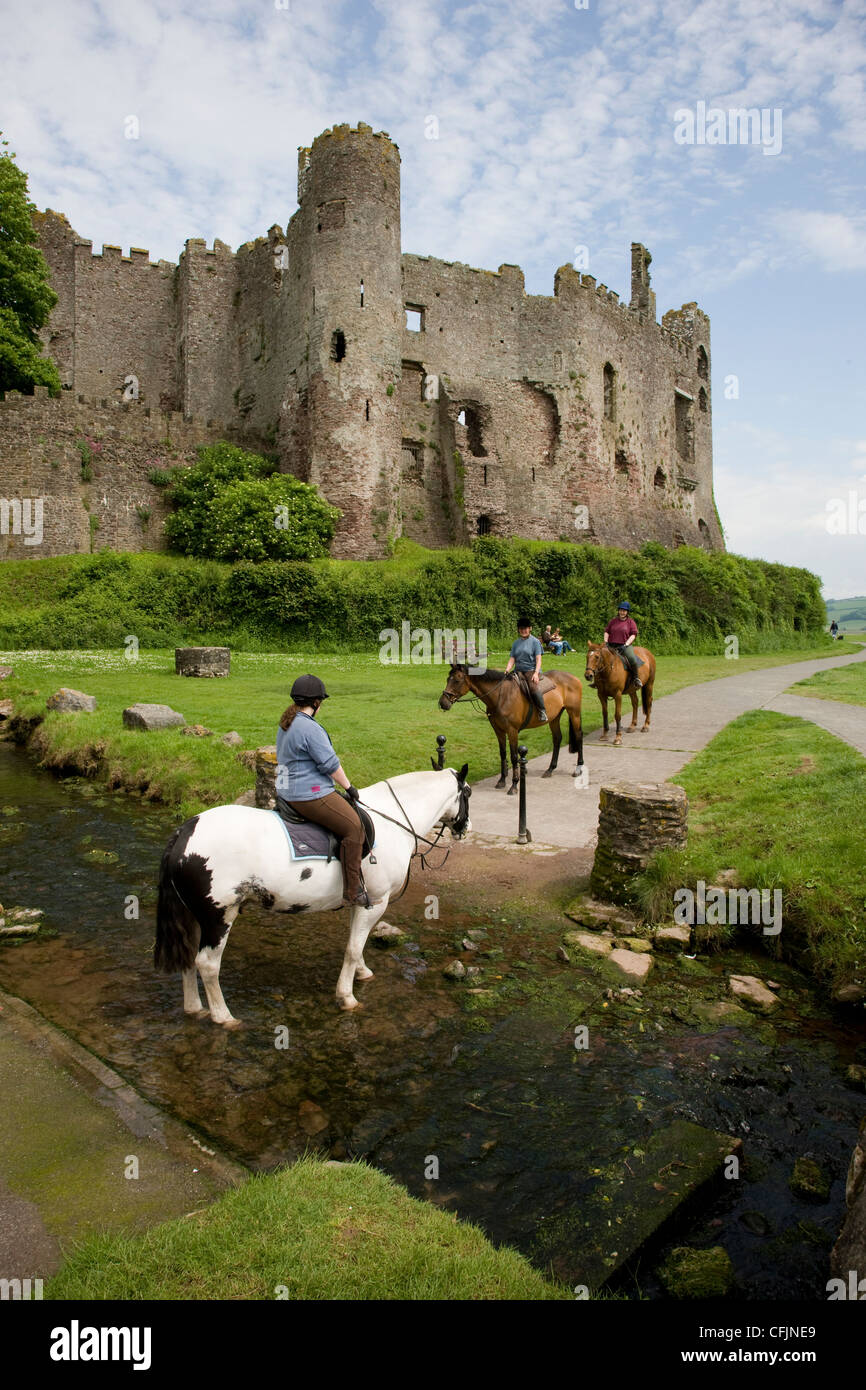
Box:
[355,776,459,901]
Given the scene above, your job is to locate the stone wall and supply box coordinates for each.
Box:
[0,392,236,560]
[16,122,724,562]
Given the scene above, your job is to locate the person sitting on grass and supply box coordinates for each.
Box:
[548,627,574,655]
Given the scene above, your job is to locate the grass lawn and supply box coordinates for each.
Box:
[637,709,866,993]
[1,641,859,818]
[47,1155,570,1301]
[788,652,866,707]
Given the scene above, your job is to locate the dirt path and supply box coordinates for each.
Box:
[466,645,866,850]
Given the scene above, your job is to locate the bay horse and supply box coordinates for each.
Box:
[584,641,656,746]
[439,664,584,793]
[154,767,471,1023]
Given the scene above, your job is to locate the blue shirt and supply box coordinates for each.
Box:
[509,635,543,671]
[276,713,340,801]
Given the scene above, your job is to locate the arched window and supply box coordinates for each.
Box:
[697,346,708,380]
[699,387,708,413]
[603,363,615,421]
[698,518,711,546]
[654,467,666,489]
[476,515,491,536]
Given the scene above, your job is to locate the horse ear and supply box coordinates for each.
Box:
[457,762,469,784]
[431,757,439,770]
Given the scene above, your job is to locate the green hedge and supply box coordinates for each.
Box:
[0,539,827,653]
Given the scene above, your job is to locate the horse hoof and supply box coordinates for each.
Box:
[614,739,622,747]
[495,780,506,790]
[185,1007,210,1020]
[542,770,553,779]
[355,966,374,982]
[221,1017,243,1030]
[338,995,360,1011]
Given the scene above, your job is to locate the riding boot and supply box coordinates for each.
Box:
[531,687,549,722]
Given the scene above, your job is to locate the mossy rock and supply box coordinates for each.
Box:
[789,1157,830,1203]
[658,1245,734,1298]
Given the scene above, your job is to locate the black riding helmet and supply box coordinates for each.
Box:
[290,674,329,703]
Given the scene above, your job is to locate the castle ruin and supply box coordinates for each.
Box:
[1,122,722,560]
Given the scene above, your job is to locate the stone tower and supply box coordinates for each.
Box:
[292,124,403,558]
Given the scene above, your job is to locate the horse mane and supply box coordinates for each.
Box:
[451,664,508,681]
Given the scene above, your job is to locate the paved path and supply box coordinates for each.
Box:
[466,646,866,850]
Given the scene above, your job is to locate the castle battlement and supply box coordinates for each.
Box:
[17,122,721,561]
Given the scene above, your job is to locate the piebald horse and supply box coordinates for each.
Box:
[154,766,471,1023]
[584,641,656,745]
[439,664,584,793]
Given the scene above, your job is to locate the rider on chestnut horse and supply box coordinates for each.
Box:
[504,617,548,722]
[604,601,642,688]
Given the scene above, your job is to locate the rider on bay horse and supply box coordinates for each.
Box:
[504,617,549,723]
[276,674,370,908]
[604,601,643,690]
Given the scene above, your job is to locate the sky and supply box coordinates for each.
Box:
[2,0,864,597]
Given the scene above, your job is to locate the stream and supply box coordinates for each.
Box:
[0,738,863,1298]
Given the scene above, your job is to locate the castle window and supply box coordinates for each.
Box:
[317,199,345,232]
[477,515,492,536]
[405,305,425,332]
[654,467,666,489]
[698,518,711,546]
[674,390,694,464]
[458,406,487,457]
[360,280,365,307]
[401,360,425,403]
[331,329,346,363]
[483,464,488,486]
[697,346,708,380]
[401,440,424,485]
[673,532,685,547]
[614,449,629,474]
[365,399,370,421]
[699,386,708,413]
[603,363,615,421]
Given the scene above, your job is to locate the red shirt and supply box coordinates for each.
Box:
[607,616,637,644]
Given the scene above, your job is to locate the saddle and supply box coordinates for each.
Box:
[274,796,376,862]
[515,671,555,700]
[607,644,640,685]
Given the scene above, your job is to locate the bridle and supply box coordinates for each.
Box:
[355,770,471,897]
[441,666,509,715]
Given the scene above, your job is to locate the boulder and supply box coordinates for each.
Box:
[175,646,231,678]
[729,974,779,1012]
[834,982,866,1006]
[609,948,653,982]
[370,923,406,947]
[790,1156,830,1203]
[563,895,643,934]
[122,703,185,731]
[621,936,653,954]
[563,930,613,957]
[222,731,243,747]
[443,959,466,981]
[653,924,692,952]
[179,724,213,738]
[46,688,97,713]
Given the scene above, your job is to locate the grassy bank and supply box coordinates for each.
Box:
[0,540,827,653]
[47,1155,570,1300]
[636,710,866,995]
[788,658,866,708]
[2,644,860,818]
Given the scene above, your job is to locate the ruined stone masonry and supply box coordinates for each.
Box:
[1,123,722,560]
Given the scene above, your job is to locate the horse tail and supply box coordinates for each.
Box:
[154,823,200,975]
[641,682,650,716]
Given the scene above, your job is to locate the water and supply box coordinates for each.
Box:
[0,739,862,1297]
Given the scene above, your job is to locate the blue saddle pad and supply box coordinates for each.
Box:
[271,812,336,861]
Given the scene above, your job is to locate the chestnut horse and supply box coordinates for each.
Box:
[584,641,656,746]
[439,664,584,793]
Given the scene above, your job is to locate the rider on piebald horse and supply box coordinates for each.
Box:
[276,674,370,908]
[504,617,549,723]
[604,601,642,689]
